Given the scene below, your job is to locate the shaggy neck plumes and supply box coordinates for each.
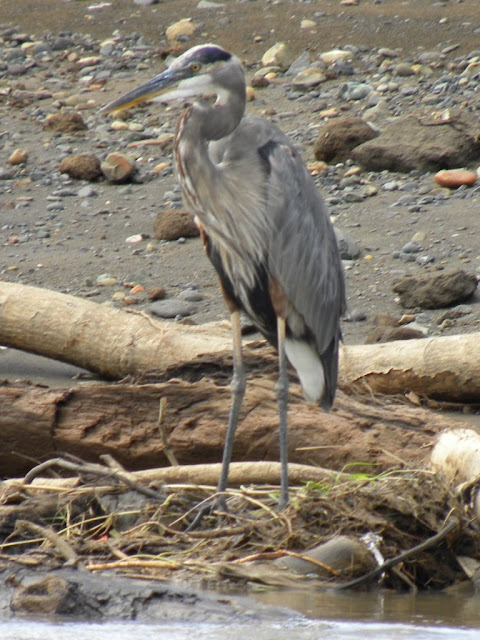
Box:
[173,70,246,213]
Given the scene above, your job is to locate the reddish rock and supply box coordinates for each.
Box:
[101,152,136,183]
[59,153,102,181]
[251,76,270,88]
[434,169,477,188]
[147,286,166,301]
[153,209,200,241]
[129,285,145,295]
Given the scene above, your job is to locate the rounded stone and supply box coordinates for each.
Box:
[59,154,102,181]
[150,299,195,318]
[153,209,200,241]
[43,111,87,133]
[434,169,477,189]
[8,148,28,165]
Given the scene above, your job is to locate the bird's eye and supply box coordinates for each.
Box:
[189,62,201,73]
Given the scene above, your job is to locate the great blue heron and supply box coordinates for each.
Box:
[101,43,346,510]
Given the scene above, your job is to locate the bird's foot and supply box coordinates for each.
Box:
[184,494,228,532]
[185,502,214,532]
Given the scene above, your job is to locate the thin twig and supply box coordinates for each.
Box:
[87,558,180,572]
[162,522,250,539]
[23,458,80,483]
[0,552,45,566]
[23,457,163,501]
[380,449,411,467]
[235,490,282,520]
[169,493,218,528]
[232,550,288,564]
[391,566,417,592]
[99,454,128,472]
[283,550,341,576]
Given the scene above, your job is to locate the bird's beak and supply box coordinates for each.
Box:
[99,68,187,115]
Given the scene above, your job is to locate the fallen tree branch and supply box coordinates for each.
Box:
[3,461,343,498]
[23,457,163,500]
[339,333,480,402]
[0,377,474,478]
[87,558,182,572]
[2,281,480,402]
[0,281,231,379]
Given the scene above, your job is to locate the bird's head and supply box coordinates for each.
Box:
[100,44,243,115]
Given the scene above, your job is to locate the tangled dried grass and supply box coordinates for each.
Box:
[1,457,477,592]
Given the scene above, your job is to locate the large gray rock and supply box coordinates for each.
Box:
[392,269,477,309]
[352,111,480,173]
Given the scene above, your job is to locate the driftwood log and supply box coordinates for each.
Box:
[0,281,232,379]
[431,428,480,487]
[1,281,480,402]
[430,427,480,520]
[341,334,480,402]
[0,374,477,477]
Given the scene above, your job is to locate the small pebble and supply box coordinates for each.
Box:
[150,299,195,318]
[401,242,421,254]
[8,148,28,165]
[178,288,203,302]
[97,274,118,286]
[344,309,367,322]
[147,287,166,301]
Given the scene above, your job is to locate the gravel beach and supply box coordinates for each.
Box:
[1,0,480,353]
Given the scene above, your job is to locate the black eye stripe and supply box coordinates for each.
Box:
[186,45,232,66]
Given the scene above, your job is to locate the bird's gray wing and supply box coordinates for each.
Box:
[210,115,345,352]
[261,136,346,354]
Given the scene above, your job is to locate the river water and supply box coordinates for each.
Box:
[1,589,480,640]
[0,617,478,640]
[253,587,480,628]
[253,590,480,637]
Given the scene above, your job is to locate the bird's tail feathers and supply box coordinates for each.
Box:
[284,334,340,411]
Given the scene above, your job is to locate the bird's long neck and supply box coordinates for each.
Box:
[175,86,245,158]
[174,83,245,216]
[173,71,267,292]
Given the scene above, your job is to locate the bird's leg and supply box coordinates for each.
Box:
[216,309,246,512]
[185,310,245,531]
[275,316,289,509]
